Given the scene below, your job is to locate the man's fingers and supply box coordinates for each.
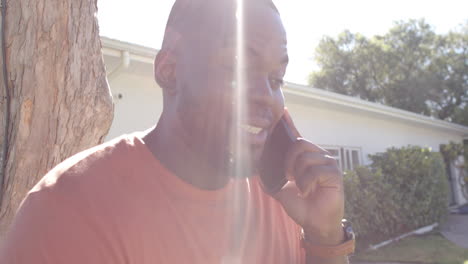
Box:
[285,138,330,178]
[294,152,337,178]
[295,165,342,197]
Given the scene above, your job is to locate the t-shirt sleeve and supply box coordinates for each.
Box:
[0,189,123,264]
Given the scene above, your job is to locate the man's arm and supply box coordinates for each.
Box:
[303,228,349,264]
[273,110,351,264]
[306,254,349,264]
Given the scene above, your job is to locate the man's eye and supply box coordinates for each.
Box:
[269,77,284,89]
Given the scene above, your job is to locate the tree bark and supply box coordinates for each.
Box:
[0,0,114,240]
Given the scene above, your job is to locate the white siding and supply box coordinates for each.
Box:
[103,54,465,168]
[106,72,163,140]
[285,99,462,165]
[106,73,463,167]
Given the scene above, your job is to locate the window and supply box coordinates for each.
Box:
[323,146,362,172]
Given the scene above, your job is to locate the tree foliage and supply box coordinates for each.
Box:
[309,19,468,126]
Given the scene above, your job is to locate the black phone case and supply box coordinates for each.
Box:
[259,118,296,194]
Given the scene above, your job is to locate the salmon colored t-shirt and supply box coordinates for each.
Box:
[0,134,305,263]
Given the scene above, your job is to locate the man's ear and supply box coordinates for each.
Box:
[154,50,177,95]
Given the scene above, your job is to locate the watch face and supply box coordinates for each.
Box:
[345,226,355,240]
[342,219,355,240]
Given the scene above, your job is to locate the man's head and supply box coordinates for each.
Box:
[154,0,288,179]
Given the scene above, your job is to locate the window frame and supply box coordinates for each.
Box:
[322,145,363,172]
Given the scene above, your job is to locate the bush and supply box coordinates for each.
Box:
[344,146,449,249]
[344,167,385,244]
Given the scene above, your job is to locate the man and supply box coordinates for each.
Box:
[0,0,354,263]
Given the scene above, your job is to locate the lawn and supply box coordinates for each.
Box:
[352,233,468,264]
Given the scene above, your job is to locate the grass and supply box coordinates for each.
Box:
[352,232,468,264]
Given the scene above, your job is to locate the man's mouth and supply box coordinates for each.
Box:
[240,124,262,135]
[239,123,269,146]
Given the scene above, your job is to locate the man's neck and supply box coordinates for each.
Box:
[142,120,230,191]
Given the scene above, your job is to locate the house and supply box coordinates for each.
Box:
[101,36,468,205]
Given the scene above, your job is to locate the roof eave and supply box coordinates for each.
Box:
[99,36,468,137]
[283,82,468,136]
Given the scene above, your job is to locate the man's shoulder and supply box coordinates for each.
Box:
[30,133,147,198]
[2,133,155,264]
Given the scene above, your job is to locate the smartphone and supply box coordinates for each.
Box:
[259,117,296,194]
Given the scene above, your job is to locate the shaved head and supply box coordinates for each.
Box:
[160,0,280,56]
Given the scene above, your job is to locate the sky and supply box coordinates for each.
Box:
[97,0,468,84]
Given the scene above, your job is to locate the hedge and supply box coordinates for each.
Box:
[344,146,449,249]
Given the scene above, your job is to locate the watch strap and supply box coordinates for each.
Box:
[301,235,355,258]
[300,220,356,258]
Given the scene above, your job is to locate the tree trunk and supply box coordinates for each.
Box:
[0,0,114,240]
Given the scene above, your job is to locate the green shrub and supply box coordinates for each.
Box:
[344,146,449,249]
[344,167,385,244]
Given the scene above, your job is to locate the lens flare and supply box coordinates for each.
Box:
[225,0,251,261]
[234,0,249,178]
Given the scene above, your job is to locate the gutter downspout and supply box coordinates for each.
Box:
[107,50,130,81]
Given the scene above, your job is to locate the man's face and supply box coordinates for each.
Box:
[173,1,288,178]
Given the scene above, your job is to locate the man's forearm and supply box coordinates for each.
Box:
[303,227,350,264]
[306,254,349,264]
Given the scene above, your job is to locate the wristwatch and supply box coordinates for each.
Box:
[301,219,355,258]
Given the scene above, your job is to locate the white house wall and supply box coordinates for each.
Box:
[106,72,163,139]
[105,71,463,167]
[285,99,462,165]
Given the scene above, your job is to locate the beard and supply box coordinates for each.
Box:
[225,142,262,180]
[176,82,262,181]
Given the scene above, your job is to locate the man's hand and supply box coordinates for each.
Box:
[273,109,345,247]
